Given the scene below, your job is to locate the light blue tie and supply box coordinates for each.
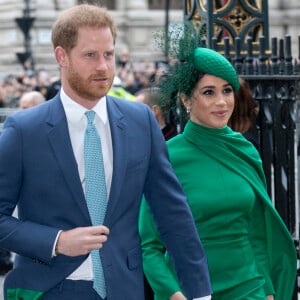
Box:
[84,110,107,299]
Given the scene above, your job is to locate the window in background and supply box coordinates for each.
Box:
[77,0,115,9]
[149,0,183,10]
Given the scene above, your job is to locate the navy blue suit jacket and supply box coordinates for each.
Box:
[0,94,211,299]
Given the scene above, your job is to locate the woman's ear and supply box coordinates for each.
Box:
[179,93,190,109]
[151,104,160,113]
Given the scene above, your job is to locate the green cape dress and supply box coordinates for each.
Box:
[139,120,297,300]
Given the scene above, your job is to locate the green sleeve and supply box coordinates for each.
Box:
[7,288,43,300]
[249,197,275,296]
[138,197,182,300]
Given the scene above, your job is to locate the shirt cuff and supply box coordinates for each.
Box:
[193,296,211,300]
[52,230,62,257]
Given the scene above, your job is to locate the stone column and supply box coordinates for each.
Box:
[124,0,147,10]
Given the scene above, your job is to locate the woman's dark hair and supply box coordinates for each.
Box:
[228,78,258,134]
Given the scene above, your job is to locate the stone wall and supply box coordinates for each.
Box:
[269,0,300,59]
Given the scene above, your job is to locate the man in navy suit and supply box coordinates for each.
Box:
[0,4,211,300]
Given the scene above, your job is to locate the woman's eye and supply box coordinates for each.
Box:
[203,89,214,96]
[224,87,233,94]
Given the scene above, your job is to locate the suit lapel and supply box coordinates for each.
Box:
[45,96,90,221]
[105,97,127,225]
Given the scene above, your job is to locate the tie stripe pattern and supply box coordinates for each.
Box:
[84,110,107,298]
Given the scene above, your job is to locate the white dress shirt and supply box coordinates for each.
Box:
[60,88,113,281]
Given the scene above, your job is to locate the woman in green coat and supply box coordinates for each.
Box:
[138,47,297,300]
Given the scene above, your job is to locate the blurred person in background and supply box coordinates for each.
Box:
[135,87,177,141]
[34,69,52,99]
[228,77,260,150]
[18,90,45,110]
[0,85,7,108]
[1,75,23,108]
[108,76,135,101]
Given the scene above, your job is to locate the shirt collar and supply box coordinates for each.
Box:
[60,87,108,125]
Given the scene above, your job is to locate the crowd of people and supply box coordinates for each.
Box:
[0,3,297,300]
[0,70,55,108]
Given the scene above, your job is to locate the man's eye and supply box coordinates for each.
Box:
[104,52,114,58]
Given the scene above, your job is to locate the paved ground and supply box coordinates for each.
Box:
[0,275,4,299]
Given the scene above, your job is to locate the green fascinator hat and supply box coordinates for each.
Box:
[194,47,240,92]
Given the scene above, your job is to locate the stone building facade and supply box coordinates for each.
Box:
[0,0,299,78]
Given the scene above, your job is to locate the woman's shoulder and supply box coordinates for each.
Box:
[167,133,185,147]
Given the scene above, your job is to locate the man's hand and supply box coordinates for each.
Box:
[55,226,109,256]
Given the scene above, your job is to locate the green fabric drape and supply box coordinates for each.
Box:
[182,121,297,300]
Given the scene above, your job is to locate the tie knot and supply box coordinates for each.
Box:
[85,110,96,125]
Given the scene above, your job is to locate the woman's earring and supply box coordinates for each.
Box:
[186,107,190,114]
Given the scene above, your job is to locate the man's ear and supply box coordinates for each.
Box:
[54,46,68,67]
